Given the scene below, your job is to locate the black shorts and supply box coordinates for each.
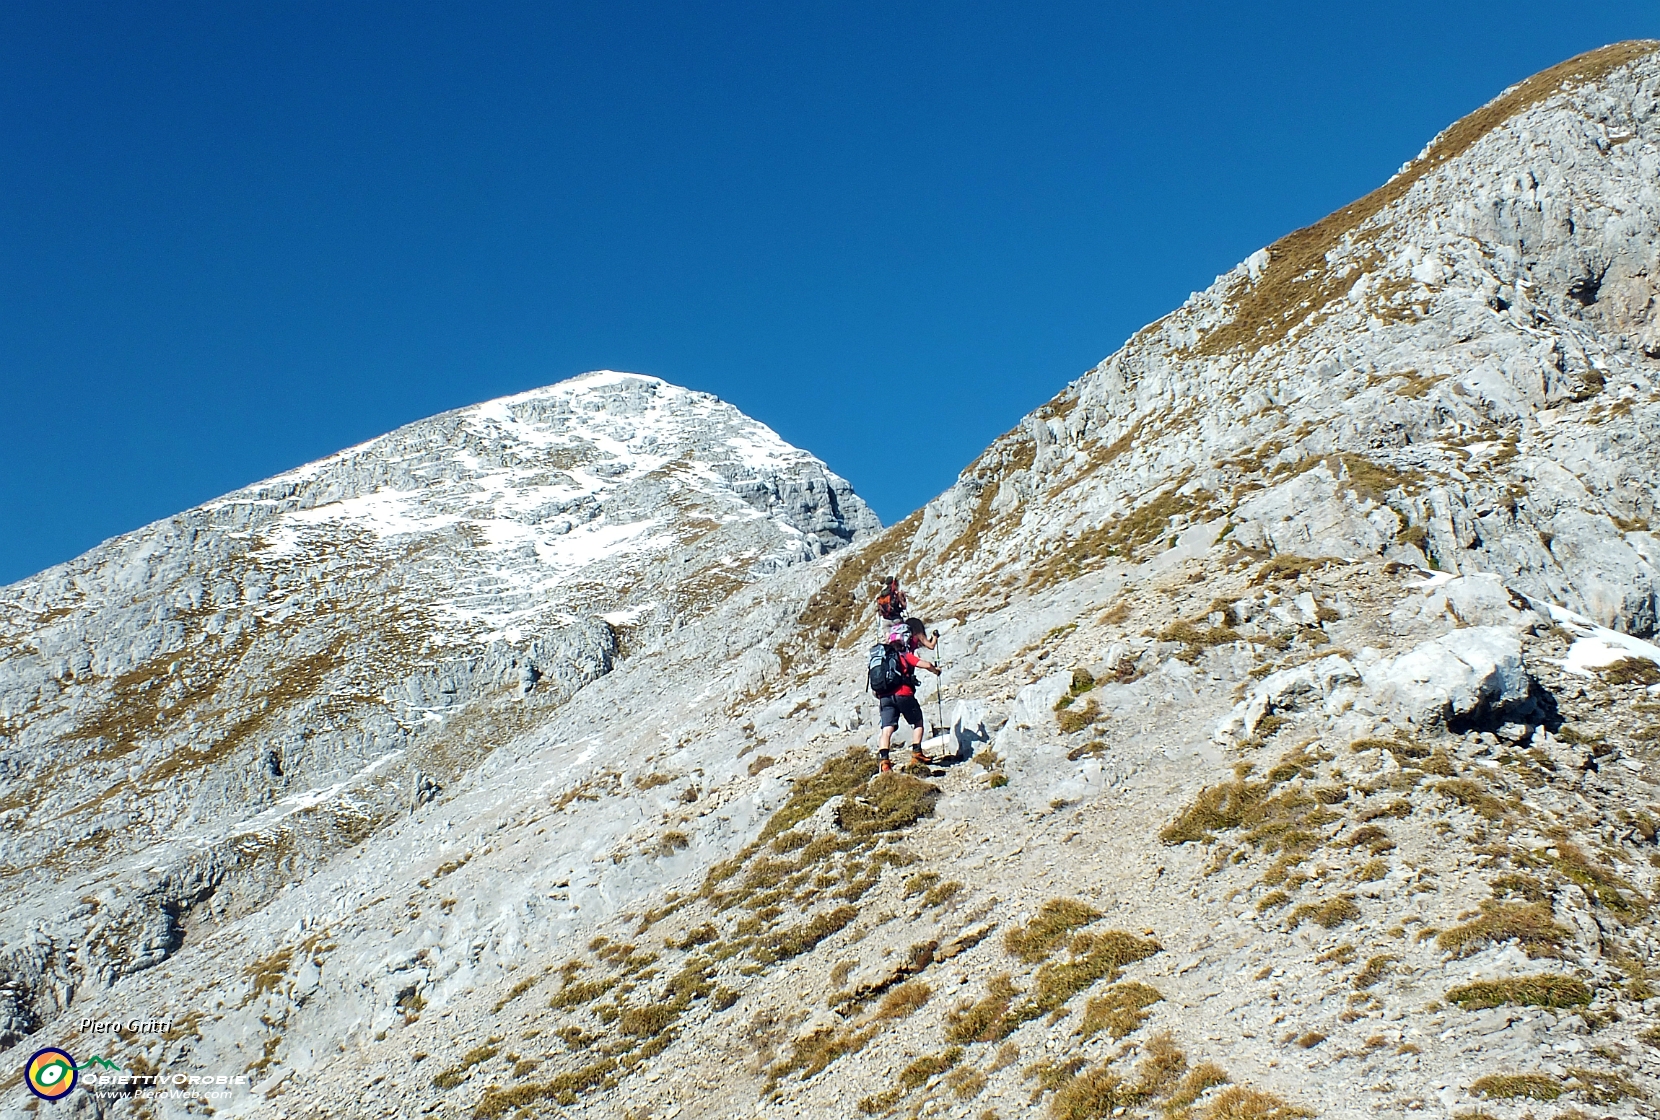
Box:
[879,693,925,731]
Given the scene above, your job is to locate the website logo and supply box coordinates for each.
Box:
[25,1048,78,1101]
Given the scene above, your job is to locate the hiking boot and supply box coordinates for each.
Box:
[911,750,930,766]
[879,759,894,774]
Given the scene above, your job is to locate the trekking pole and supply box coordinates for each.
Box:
[934,630,945,735]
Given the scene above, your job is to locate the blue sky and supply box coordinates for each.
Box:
[3,3,1656,585]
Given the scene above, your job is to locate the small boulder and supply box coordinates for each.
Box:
[1359,627,1531,727]
[1009,672,1071,730]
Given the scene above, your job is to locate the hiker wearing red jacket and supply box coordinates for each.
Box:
[875,618,941,773]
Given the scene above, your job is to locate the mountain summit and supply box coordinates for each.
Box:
[0,371,874,1051]
[5,42,1660,1120]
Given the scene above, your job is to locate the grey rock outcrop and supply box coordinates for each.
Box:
[1216,654,1362,742]
[1358,626,1533,728]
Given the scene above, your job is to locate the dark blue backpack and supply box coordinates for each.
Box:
[867,642,909,696]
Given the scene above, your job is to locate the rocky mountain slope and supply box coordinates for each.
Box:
[0,371,875,1056]
[7,39,1660,1120]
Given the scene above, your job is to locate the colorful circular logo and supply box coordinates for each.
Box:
[26,1048,77,1100]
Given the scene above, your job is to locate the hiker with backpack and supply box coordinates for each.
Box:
[876,576,909,644]
[868,618,941,773]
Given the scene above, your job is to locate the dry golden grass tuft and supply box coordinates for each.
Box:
[751,748,880,843]
[750,906,858,965]
[1160,620,1244,651]
[1159,771,1317,846]
[899,1047,964,1090]
[1253,556,1340,585]
[1286,895,1359,930]
[1099,601,1132,625]
[1316,942,1357,965]
[1446,974,1591,1009]
[1567,1066,1642,1103]
[1076,982,1163,1039]
[1199,1086,1315,1120]
[1469,1072,1562,1101]
[768,1022,878,1088]
[1352,954,1398,989]
[1135,1033,1189,1097]
[492,973,541,1013]
[1370,371,1443,399]
[904,871,941,897]
[1168,1064,1232,1114]
[924,880,964,907]
[1255,890,1290,912]
[1434,778,1509,820]
[1548,841,1650,918]
[1025,482,1220,585]
[874,980,932,1021]
[1047,1065,1135,1120]
[668,923,718,951]
[1437,901,1571,958]
[1046,1033,1231,1118]
[1021,931,1162,1021]
[1489,873,1549,902]
[1006,899,1105,962]
[431,1044,499,1090]
[1601,658,1660,686]
[1334,455,1427,503]
[835,773,941,835]
[946,974,1021,1044]
[1354,796,1407,822]
[1343,824,1395,853]
[1352,858,1389,882]
[945,1067,987,1100]
[1055,699,1102,735]
[242,945,295,1001]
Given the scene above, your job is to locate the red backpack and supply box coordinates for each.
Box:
[876,577,907,622]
